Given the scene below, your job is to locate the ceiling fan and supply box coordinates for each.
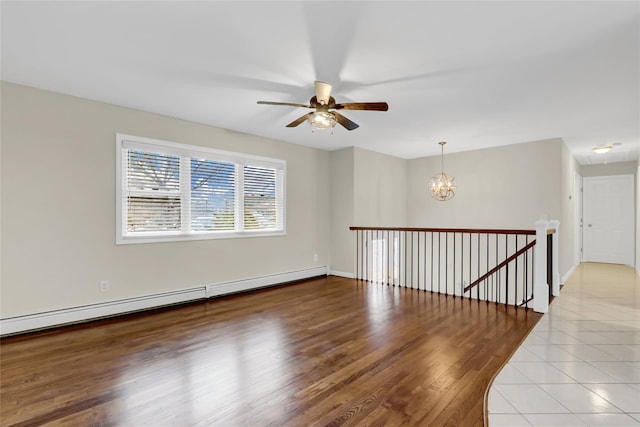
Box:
[257,81,389,131]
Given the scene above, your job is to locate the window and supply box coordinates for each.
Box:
[116,134,285,244]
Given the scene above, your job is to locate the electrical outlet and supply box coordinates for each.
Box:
[313,253,318,262]
[100,280,110,292]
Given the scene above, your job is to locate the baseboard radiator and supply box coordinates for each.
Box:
[0,266,328,336]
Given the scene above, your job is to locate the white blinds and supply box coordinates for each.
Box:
[126,150,181,232]
[118,133,285,242]
[191,159,236,231]
[244,165,278,230]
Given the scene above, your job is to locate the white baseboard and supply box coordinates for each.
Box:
[562,263,579,284]
[206,266,328,297]
[329,270,355,279]
[0,287,206,336]
[1,266,328,336]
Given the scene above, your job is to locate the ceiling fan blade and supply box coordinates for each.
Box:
[286,113,313,128]
[334,102,389,111]
[314,81,332,105]
[257,101,312,108]
[333,112,359,131]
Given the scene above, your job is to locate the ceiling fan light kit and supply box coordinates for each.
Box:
[257,80,388,132]
[430,141,456,201]
[307,111,337,130]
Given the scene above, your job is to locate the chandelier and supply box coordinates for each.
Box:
[429,141,456,201]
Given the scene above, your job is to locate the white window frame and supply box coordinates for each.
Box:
[116,133,286,244]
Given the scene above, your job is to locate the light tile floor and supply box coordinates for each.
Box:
[488,262,640,426]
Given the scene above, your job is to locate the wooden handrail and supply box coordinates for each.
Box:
[464,240,537,293]
[350,226,536,235]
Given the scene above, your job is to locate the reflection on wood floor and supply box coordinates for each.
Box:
[1,275,542,426]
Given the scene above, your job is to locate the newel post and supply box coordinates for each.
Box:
[533,219,549,313]
[548,219,560,297]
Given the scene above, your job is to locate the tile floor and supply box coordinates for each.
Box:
[488,262,640,426]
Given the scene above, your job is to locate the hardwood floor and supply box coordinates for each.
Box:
[1,276,542,426]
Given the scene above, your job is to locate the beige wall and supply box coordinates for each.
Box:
[1,81,590,319]
[407,139,564,229]
[1,82,331,317]
[344,139,577,279]
[407,138,579,279]
[329,148,355,274]
[329,147,407,275]
[353,147,407,226]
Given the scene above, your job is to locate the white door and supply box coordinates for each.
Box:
[583,175,634,265]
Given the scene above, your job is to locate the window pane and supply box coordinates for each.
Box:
[244,165,277,230]
[118,133,285,243]
[127,195,181,232]
[126,149,181,233]
[128,150,180,191]
[191,159,236,231]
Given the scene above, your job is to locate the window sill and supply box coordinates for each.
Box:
[116,229,286,245]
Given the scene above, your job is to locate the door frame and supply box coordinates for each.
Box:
[582,174,635,266]
[574,172,582,267]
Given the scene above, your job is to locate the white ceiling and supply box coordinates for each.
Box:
[2,1,639,164]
